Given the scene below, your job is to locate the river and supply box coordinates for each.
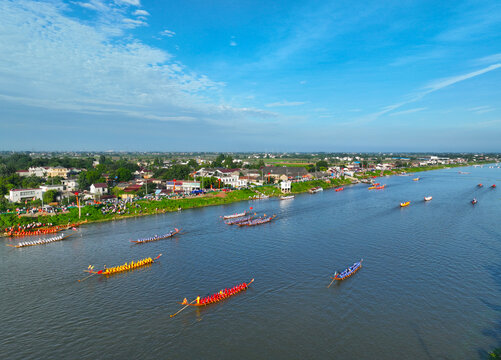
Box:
[1,165,500,359]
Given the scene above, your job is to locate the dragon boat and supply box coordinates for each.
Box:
[6,233,74,248]
[375,185,385,190]
[7,221,85,237]
[331,260,363,281]
[280,195,295,200]
[400,201,410,207]
[335,187,344,192]
[130,228,180,244]
[225,216,254,225]
[309,187,323,194]
[368,186,376,190]
[223,211,247,220]
[238,215,276,227]
[180,279,254,307]
[83,254,162,276]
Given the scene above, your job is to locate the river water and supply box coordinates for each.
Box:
[1,165,500,359]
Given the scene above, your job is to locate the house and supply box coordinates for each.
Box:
[261,166,308,182]
[28,167,49,177]
[9,188,43,202]
[61,178,79,191]
[90,183,108,195]
[16,170,30,177]
[281,180,292,193]
[217,175,248,188]
[40,184,65,193]
[47,166,69,178]
[165,181,201,194]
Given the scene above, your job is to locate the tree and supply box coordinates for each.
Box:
[316,160,329,170]
[43,190,58,204]
[116,167,133,182]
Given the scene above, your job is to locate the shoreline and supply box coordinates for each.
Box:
[0,162,488,236]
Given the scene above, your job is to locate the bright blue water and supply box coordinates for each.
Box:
[1,165,500,359]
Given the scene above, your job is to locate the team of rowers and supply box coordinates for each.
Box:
[238,215,276,227]
[13,234,66,248]
[101,257,154,275]
[134,229,177,243]
[182,281,250,306]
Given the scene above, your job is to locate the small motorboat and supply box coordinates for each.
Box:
[478,184,483,187]
[491,184,496,188]
[413,178,420,181]
[424,196,432,201]
[400,201,410,207]
[471,198,477,205]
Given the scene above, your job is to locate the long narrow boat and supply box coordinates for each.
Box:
[335,187,344,192]
[225,216,254,225]
[400,201,410,207]
[6,233,74,248]
[180,279,254,307]
[130,228,180,244]
[424,196,432,201]
[238,215,276,227]
[223,211,247,220]
[478,183,483,187]
[280,195,295,200]
[331,260,363,282]
[413,178,420,181]
[7,221,85,237]
[309,187,323,194]
[368,186,376,190]
[83,254,162,276]
[375,185,385,190]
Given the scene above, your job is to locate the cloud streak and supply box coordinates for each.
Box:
[265,101,306,107]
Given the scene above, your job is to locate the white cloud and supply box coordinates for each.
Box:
[265,101,306,107]
[299,80,307,84]
[133,9,149,16]
[123,18,147,27]
[230,40,237,46]
[115,0,140,6]
[0,0,274,127]
[424,64,501,93]
[468,106,495,114]
[389,108,426,116]
[476,53,501,65]
[160,29,176,37]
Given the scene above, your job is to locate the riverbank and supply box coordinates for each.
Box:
[0,162,487,234]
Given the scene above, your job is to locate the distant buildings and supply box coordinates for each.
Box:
[8,188,44,202]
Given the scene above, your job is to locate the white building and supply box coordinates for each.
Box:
[90,183,108,195]
[281,180,292,193]
[40,184,65,193]
[61,178,79,191]
[218,175,248,188]
[28,167,49,177]
[9,188,43,202]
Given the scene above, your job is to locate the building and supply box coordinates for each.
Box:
[261,166,308,182]
[9,188,43,202]
[47,166,69,178]
[61,178,79,191]
[281,180,292,193]
[90,183,108,195]
[28,167,49,177]
[16,170,30,177]
[217,175,248,188]
[40,184,65,193]
[165,181,201,194]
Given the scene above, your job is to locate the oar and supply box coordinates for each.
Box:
[78,271,98,282]
[170,299,197,318]
[327,272,338,288]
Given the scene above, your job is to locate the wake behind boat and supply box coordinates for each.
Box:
[131,228,180,244]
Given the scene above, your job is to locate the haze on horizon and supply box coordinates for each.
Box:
[0,0,500,152]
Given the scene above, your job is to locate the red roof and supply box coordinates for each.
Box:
[16,170,29,173]
[93,183,107,188]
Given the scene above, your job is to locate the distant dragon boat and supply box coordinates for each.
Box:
[223,211,247,220]
[328,260,363,287]
[82,254,162,277]
[368,185,377,190]
[7,221,85,237]
[424,196,432,201]
[6,233,74,248]
[400,201,410,207]
[225,216,254,225]
[375,185,385,190]
[478,183,483,187]
[471,198,477,205]
[492,184,497,188]
[309,187,323,194]
[335,187,344,192]
[238,215,276,227]
[413,178,420,181]
[280,195,295,200]
[130,228,180,244]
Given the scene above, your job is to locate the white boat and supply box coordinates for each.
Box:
[223,211,247,219]
[309,187,323,194]
[424,196,432,201]
[280,195,295,200]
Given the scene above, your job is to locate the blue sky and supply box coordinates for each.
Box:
[0,0,500,152]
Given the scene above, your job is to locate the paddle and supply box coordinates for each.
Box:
[170,299,197,318]
[327,272,338,288]
[78,271,98,282]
